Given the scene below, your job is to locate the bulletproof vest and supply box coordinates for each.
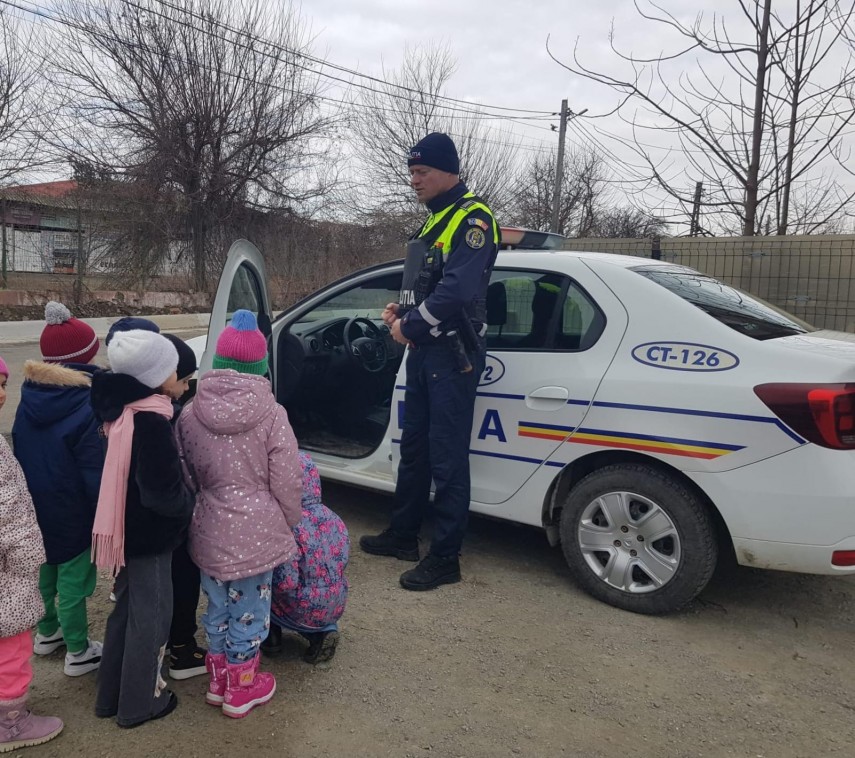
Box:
[404,193,499,325]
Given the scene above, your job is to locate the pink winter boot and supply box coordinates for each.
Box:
[205,653,227,706]
[222,655,276,718]
[0,696,63,753]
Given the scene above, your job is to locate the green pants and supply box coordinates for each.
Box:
[38,549,97,654]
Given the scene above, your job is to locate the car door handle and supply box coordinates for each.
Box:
[526,386,570,410]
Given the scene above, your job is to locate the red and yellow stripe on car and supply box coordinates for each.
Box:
[517,422,744,460]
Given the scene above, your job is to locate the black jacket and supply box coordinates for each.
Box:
[90,371,193,558]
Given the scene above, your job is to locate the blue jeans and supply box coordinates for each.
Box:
[200,571,273,664]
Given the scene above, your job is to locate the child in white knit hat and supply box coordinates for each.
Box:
[89,330,193,729]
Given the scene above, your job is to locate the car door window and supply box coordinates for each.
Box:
[486,269,605,351]
[557,281,606,350]
[227,263,264,322]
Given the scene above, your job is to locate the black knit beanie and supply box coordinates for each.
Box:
[162,333,198,380]
[106,316,159,346]
[408,132,460,174]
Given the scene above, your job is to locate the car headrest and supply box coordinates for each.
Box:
[486,281,507,326]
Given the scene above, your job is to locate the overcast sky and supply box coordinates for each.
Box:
[301,0,683,217]
[301,0,855,231]
[13,0,848,230]
[307,0,636,146]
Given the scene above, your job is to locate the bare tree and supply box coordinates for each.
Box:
[48,0,336,289]
[348,43,521,222]
[509,146,608,236]
[589,207,668,238]
[549,0,855,236]
[0,8,48,186]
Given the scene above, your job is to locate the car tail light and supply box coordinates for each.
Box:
[754,383,855,449]
[832,550,855,566]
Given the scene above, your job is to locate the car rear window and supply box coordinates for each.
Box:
[631,265,816,340]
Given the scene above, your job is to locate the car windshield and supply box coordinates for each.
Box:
[632,265,816,340]
[293,272,402,324]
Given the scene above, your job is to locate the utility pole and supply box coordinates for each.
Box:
[550,102,588,234]
[74,201,84,306]
[550,99,569,234]
[1,197,7,288]
[689,181,703,237]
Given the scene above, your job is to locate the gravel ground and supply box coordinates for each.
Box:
[3,341,855,758]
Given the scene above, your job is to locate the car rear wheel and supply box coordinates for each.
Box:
[559,463,718,614]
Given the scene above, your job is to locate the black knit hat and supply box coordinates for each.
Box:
[162,333,198,380]
[408,132,459,174]
[106,316,159,346]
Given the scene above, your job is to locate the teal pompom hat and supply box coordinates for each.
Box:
[212,309,269,376]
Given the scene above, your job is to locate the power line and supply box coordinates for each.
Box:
[1,0,559,158]
[141,0,558,119]
[564,118,652,185]
[112,0,560,127]
[18,0,561,134]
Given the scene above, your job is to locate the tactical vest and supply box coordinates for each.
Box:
[412,192,499,327]
[416,192,499,255]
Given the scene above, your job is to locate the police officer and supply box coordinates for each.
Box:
[360,133,499,590]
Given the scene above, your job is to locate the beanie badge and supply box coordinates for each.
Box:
[407,133,459,175]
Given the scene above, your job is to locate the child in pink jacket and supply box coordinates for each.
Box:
[176,310,302,719]
[0,356,63,751]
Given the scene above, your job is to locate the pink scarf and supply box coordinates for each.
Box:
[91,394,174,576]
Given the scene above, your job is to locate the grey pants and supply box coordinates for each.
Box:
[95,552,173,727]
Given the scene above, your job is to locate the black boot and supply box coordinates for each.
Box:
[399,554,461,591]
[302,630,339,665]
[168,642,207,680]
[359,529,419,561]
[261,624,282,657]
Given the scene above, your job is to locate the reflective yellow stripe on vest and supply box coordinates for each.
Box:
[419,192,499,258]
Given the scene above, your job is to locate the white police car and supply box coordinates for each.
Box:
[189,238,855,614]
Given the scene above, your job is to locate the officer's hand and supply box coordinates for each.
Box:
[382,303,399,326]
[390,318,410,346]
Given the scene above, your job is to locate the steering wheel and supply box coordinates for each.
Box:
[342,317,389,374]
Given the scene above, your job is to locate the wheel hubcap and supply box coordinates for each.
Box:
[576,491,681,594]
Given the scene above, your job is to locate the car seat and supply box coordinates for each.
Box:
[486,281,508,346]
[518,281,561,348]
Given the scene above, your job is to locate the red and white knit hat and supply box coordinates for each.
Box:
[40,301,99,364]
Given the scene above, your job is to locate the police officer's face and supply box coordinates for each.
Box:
[410,165,457,204]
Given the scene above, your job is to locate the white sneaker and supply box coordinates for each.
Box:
[109,592,116,602]
[64,640,103,677]
[33,628,65,655]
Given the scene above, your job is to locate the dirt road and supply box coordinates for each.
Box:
[3,341,854,757]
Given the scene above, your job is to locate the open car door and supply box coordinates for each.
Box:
[200,240,274,378]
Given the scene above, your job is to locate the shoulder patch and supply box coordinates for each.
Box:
[465,227,486,250]
[468,218,489,231]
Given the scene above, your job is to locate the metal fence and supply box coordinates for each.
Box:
[561,235,855,332]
